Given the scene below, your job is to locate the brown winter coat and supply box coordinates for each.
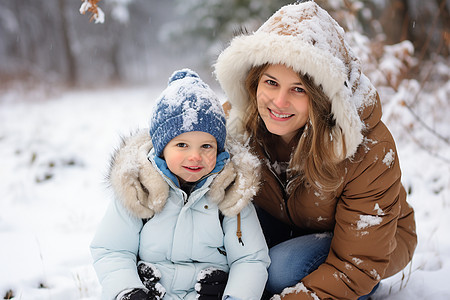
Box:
[250,94,416,299]
[214,2,417,299]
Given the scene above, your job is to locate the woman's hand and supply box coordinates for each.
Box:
[270,283,316,300]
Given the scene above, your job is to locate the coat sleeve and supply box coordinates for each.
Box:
[287,141,404,300]
[90,198,145,300]
[222,203,271,300]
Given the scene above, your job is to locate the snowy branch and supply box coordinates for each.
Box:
[401,100,450,147]
[80,0,105,24]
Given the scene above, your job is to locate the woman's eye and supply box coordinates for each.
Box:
[293,87,305,93]
[176,143,187,148]
[266,79,277,86]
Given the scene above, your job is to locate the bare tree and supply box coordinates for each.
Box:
[59,0,77,84]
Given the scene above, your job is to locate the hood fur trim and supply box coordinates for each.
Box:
[107,131,261,219]
[108,131,168,219]
[214,2,378,158]
[208,137,261,217]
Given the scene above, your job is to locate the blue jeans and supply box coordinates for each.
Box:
[266,233,379,299]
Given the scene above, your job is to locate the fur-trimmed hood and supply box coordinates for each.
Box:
[107,130,261,219]
[214,1,379,158]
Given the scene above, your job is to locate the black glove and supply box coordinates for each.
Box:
[195,267,229,300]
[117,288,152,300]
[137,261,166,299]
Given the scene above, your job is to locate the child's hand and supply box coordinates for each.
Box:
[195,267,229,299]
[117,288,159,300]
[137,261,166,299]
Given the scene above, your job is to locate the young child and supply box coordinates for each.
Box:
[90,69,270,300]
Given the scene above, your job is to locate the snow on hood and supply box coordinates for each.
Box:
[214,1,379,158]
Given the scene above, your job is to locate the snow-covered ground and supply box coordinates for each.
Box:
[0,83,449,299]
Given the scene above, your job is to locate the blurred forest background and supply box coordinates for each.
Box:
[0,0,448,89]
[0,1,449,299]
[0,0,449,158]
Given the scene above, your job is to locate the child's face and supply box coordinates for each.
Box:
[163,131,218,183]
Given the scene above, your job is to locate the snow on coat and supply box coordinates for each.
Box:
[215,2,378,160]
[90,130,270,300]
[214,2,417,299]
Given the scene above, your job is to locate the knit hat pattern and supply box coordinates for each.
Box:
[149,69,226,156]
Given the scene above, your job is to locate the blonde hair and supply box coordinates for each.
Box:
[244,64,345,193]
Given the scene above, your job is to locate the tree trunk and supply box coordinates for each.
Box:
[58,0,77,85]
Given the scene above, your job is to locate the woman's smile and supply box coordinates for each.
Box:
[268,108,295,120]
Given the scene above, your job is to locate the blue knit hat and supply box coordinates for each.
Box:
[149,69,227,157]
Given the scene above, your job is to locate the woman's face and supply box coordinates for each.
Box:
[256,64,310,143]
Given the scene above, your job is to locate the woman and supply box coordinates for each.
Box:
[214,1,417,299]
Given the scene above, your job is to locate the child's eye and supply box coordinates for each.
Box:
[202,144,212,149]
[176,143,187,148]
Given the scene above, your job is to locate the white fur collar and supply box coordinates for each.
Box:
[107,130,261,219]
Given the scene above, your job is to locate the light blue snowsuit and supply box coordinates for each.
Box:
[90,132,270,300]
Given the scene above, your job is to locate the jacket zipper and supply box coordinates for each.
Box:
[261,147,297,226]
